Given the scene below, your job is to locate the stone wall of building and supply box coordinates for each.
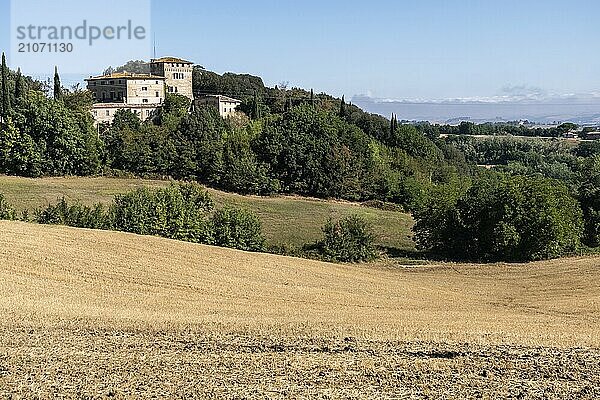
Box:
[87,75,165,105]
[126,79,165,105]
[91,104,159,125]
[195,95,242,118]
[150,59,194,100]
[87,79,127,102]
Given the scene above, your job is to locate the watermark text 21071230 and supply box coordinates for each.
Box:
[15,20,147,52]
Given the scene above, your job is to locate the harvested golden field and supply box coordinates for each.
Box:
[0,221,599,398]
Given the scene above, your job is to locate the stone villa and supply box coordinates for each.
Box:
[194,95,242,119]
[87,56,241,125]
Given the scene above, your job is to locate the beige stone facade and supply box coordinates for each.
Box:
[87,56,195,125]
[86,73,165,105]
[195,95,242,118]
[150,57,194,100]
[91,103,160,124]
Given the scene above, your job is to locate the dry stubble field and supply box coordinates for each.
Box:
[0,221,599,398]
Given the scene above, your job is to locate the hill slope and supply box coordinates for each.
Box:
[1,221,598,346]
[1,221,599,397]
[0,175,414,250]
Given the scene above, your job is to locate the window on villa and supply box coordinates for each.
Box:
[156,92,159,97]
[106,110,110,116]
[109,81,114,85]
[143,99,149,103]
[142,87,148,91]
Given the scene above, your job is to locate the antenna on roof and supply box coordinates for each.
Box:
[153,35,157,59]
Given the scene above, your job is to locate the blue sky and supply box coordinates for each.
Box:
[1,0,600,101]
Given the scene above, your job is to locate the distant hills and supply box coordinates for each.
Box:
[28,67,600,126]
[352,94,600,125]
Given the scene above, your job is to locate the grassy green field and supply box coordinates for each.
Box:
[0,175,414,251]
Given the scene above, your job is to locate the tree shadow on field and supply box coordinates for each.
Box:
[380,246,437,262]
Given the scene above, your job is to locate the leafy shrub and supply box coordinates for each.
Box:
[107,182,214,243]
[29,183,268,253]
[316,215,377,262]
[211,207,265,252]
[35,198,106,229]
[0,194,16,220]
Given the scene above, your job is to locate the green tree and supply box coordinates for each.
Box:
[0,118,42,176]
[107,183,214,242]
[14,68,24,100]
[1,52,10,119]
[0,193,16,220]
[53,66,62,101]
[252,90,260,119]
[414,173,583,261]
[577,155,600,247]
[12,91,100,176]
[211,207,265,252]
[254,105,375,199]
[316,215,377,262]
[339,95,347,118]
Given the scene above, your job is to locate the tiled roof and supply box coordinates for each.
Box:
[150,56,193,64]
[86,72,165,81]
[197,94,242,104]
[91,103,160,109]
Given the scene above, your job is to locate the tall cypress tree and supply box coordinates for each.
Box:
[53,66,62,101]
[339,95,347,118]
[310,89,315,109]
[1,52,9,119]
[253,90,260,119]
[14,68,24,100]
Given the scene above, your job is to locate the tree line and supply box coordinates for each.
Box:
[3,56,600,262]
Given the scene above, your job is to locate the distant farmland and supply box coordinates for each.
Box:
[0,221,598,398]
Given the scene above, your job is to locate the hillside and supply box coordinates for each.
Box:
[1,220,599,344]
[1,221,599,397]
[0,175,415,250]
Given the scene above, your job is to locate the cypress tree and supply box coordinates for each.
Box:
[53,66,62,101]
[390,113,395,136]
[1,52,9,119]
[339,95,347,118]
[14,68,24,100]
[310,89,315,109]
[253,90,260,119]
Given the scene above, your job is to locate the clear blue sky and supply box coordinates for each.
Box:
[1,0,600,100]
